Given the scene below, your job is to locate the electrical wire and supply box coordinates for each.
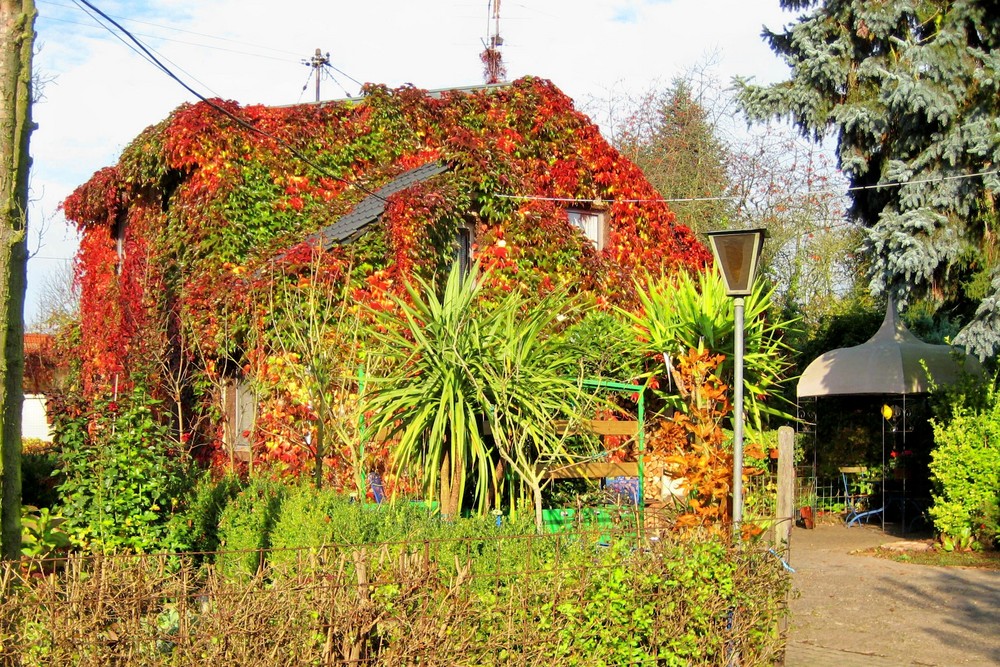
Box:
[323,62,363,89]
[492,168,1000,205]
[40,0,307,59]
[68,3,160,73]
[72,3,223,98]
[42,14,305,65]
[320,65,354,99]
[42,0,367,92]
[71,0,387,203]
[295,66,316,105]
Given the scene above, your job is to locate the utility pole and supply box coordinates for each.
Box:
[305,48,329,102]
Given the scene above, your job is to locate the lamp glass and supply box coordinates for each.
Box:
[706,229,766,296]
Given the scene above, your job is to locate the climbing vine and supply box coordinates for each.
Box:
[61,76,710,485]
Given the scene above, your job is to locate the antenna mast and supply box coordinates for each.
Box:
[480,0,506,84]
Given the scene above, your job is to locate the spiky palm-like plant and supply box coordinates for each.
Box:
[628,269,796,431]
[363,264,594,522]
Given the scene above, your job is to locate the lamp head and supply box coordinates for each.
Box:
[705,228,767,297]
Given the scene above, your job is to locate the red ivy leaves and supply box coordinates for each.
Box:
[62,75,711,480]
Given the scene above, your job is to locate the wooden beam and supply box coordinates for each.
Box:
[537,461,639,480]
[775,425,795,551]
[553,419,638,436]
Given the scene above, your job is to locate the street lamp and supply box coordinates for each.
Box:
[705,228,766,532]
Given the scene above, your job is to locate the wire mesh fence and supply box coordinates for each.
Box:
[0,527,790,666]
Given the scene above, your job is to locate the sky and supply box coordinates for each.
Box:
[27,0,799,326]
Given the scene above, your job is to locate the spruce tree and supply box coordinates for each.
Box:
[615,80,732,235]
[738,0,1000,358]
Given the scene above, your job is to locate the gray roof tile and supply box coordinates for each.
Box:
[310,161,448,247]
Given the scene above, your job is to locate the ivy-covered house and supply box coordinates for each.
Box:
[61,76,710,478]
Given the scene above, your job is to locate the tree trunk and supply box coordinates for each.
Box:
[532,483,543,534]
[490,458,505,511]
[0,0,34,561]
[447,452,463,519]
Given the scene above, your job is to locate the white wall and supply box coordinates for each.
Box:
[23,394,53,442]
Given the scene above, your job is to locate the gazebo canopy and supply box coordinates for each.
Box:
[797,301,980,398]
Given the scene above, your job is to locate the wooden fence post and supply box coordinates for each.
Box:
[774,426,795,553]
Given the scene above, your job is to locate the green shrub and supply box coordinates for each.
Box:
[21,440,60,509]
[20,505,71,560]
[930,397,1000,549]
[215,477,287,580]
[53,387,191,553]
[165,471,244,555]
[266,485,540,574]
[0,532,789,666]
[559,308,644,380]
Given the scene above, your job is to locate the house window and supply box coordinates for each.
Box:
[454,226,473,277]
[223,378,256,462]
[568,209,605,250]
[112,212,127,274]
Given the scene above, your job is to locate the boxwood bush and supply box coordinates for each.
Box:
[1,527,790,665]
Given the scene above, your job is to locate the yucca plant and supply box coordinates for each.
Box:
[363,263,596,521]
[627,268,797,431]
[473,284,600,530]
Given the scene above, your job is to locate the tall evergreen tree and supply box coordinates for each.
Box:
[738,0,1000,358]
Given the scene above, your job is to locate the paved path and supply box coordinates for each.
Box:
[784,524,1000,666]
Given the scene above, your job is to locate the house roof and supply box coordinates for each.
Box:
[284,82,511,108]
[307,160,448,247]
[24,333,53,355]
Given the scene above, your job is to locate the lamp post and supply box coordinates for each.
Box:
[705,228,766,533]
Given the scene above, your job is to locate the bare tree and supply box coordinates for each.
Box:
[262,247,373,493]
[589,60,859,330]
[28,258,77,333]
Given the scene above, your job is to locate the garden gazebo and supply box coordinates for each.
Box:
[797,299,976,398]
[796,299,980,530]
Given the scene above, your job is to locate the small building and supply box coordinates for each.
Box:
[61,77,710,467]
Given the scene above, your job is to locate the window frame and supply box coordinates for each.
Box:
[454,224,474,276]
[567,208,607,251]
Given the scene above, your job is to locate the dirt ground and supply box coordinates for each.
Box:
[784,523,1000,666]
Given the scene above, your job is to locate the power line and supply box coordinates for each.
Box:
[42,1,366,88]
[492,168,1000,205]
[40,0,306,59]
[71,2,223,98]
[295,66,316,105]
[320,66,354,99]
[323,62,363,90]
[71,0,387,203]
[42,15,303,65]
[68,3,160,73]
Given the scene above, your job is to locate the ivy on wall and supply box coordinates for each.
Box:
[61,76,710,478]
